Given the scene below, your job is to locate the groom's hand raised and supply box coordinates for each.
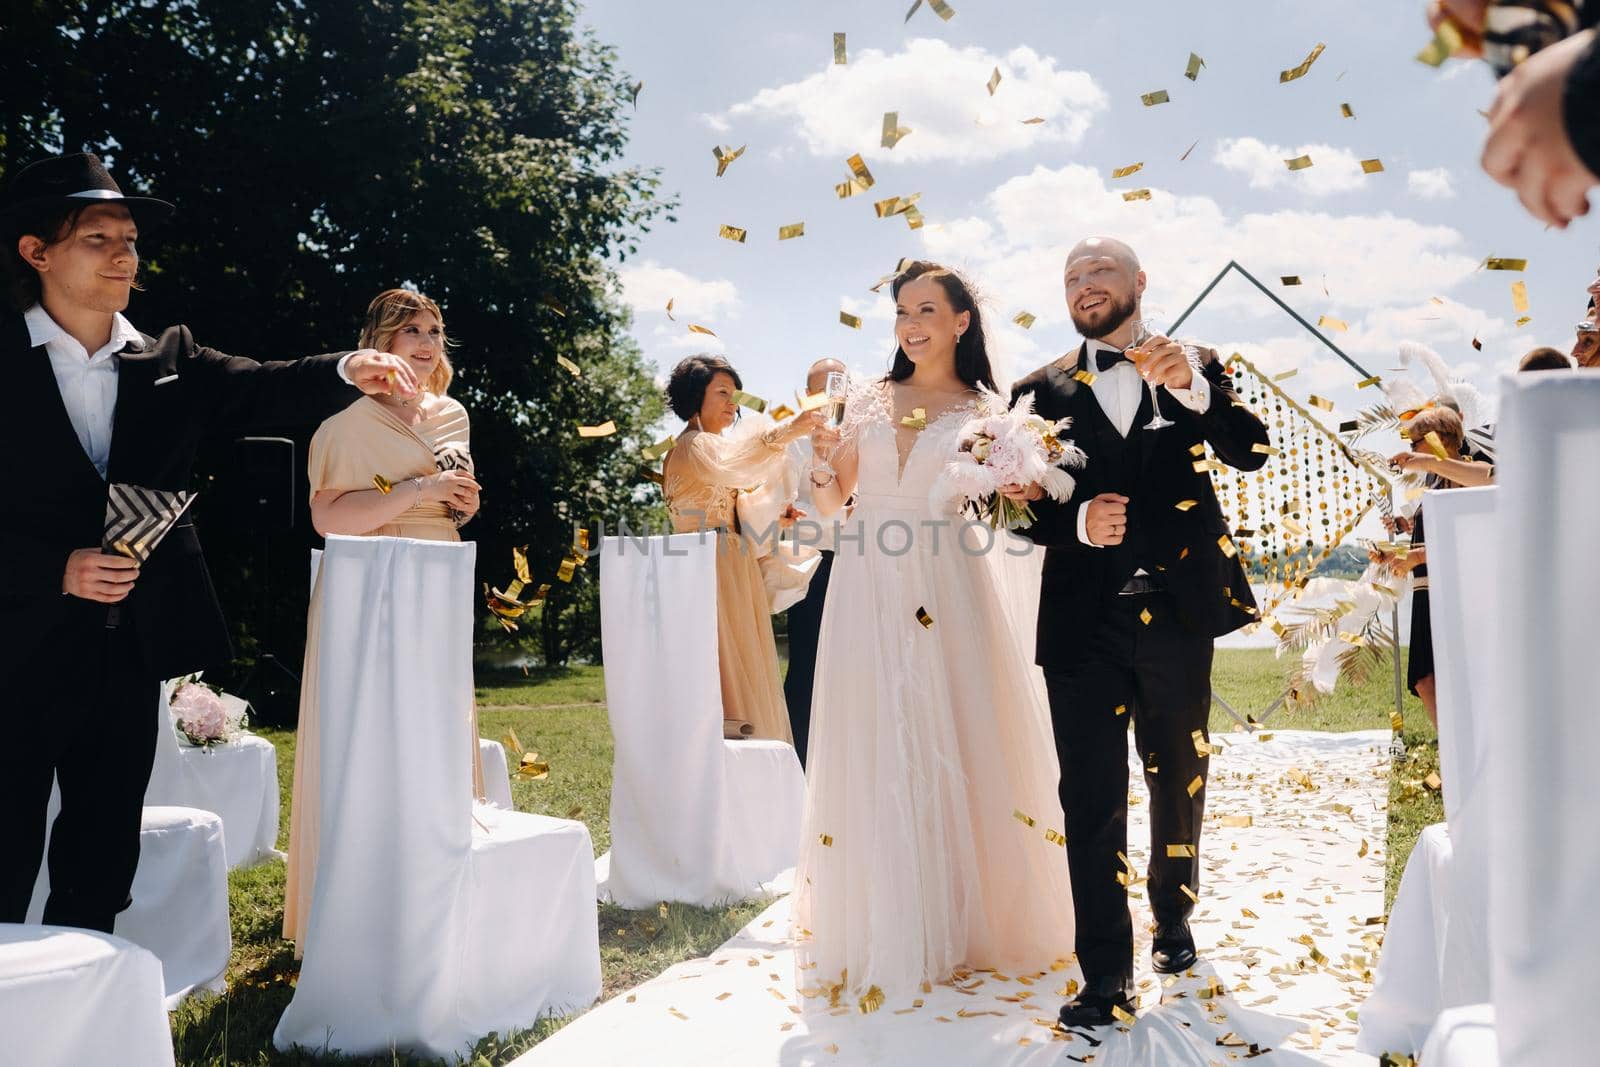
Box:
[1084,493,1129,546]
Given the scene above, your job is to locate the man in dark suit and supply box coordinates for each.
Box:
[0,152,420,933]
[1006,237,1269,1027]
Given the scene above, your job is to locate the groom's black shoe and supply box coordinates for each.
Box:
[1058,975,1135,1028]
[1151,921,1198,974]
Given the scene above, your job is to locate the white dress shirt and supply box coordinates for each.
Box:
[27,302,358,480]
[1074,338,1211,548]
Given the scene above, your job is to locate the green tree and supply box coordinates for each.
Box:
[3,0,671,674]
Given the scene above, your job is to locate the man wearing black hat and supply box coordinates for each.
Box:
[0,152,420,934]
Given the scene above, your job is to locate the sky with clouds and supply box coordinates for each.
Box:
[580,0,1597,435]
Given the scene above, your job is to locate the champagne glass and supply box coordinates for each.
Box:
[1127,317,1175,431]
[811,370,848,487]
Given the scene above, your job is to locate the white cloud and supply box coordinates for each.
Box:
[615,260,739,323]
[722,39,1106,164]
[1407,167,1456,200]
[1213,137,1376,197]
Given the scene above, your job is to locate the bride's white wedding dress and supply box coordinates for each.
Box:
[793,378,1074,998]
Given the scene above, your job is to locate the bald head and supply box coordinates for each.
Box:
[1066,236,1140,274]
[806,358,846,393]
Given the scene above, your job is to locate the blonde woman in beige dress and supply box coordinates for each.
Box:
[283,289,483,956]
[661,354,824,744]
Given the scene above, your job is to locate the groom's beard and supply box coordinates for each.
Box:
[1071,292,1138,340]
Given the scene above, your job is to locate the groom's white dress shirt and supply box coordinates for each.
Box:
[1073,338,1211,548]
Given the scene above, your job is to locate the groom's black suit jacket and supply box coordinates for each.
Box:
[1011,343,1269,669]
[5,312,359,683]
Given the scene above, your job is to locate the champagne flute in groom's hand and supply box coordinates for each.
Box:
[1126,318,1176,431]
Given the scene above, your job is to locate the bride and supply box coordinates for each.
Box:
[792,261,1074,1000]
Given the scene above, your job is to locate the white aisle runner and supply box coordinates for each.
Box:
[517,731,1388,1067]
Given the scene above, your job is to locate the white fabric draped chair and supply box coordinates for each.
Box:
[595,532,804,909]
[1487,372,1600,1066]
[1358,485,1499,1057]
[145,689,282,868]
[0,924,175,1067]
[479,738,514,809]
[28,795,230,1008]
[274,536,600,1060]
[1421,1003,1500,1067]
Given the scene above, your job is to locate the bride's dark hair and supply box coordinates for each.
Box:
[884,261,999,392]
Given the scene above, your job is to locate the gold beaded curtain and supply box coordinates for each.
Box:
[1210,355,1391,623]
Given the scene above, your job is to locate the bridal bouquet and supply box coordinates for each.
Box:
[931,384,1085,529]
[169,677,249,749]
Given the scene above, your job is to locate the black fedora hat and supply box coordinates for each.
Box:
[0,152,173,231]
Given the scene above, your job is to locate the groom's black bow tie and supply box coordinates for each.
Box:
[1093,346,1131,372]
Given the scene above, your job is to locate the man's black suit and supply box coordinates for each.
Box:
[1012,343,1268,984]
[1,313,357,931]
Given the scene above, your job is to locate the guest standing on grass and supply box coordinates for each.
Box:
[0,153,416,934]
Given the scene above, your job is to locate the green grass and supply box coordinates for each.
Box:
[169,648,1430,1064]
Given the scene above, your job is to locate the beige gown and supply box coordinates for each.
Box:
[283,395,485,956]
[662,424,794,745]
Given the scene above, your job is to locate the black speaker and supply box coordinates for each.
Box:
[228,436,296,530]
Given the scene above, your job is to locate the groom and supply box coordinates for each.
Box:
[1008,237,1269,1026]
[0,152,419,933]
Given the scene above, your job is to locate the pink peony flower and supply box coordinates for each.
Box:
[172,683,229,745]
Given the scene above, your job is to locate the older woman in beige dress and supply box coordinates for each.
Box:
[283,288,483,955]
[661,354,823,744]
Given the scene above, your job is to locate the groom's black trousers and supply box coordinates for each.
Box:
[1043,589,1213,984]
[0,602,160,933]
[782,549,833,768]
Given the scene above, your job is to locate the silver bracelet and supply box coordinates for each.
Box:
[412,477,424,508]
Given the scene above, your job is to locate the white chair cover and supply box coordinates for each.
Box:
[29,799,229,1008]
[1357,823,1453,1057]
[479,738,514,810]
[595,533,804,909]
[1490,371,1600,1067]
[146,704,281,868]
[0,924,175,1067]
[274,536,600,1059]
[1421,1003,1500,1067]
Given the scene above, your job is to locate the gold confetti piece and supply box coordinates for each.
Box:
[797,389,829,412]
[835,177,869,199]
[1356,375,1382,388]
[1360,158,1384,174]
[1340,102,1354,118]
[1175,499,1198,512]
[641,435,676,461]
[846,152,875,187]
[768,404,795,421]
[664,297,675,321]
[502,727,524,755]
[1013,810,1037,828]
[1139,607,1153,626]
[839,311,862,329]
[900,407,927,430]
[372,474,393,495]
[1220,814,1253,827]
[1485,257,1527,271]
[712,144,747,177]
[1167,843,1197,857]
[1044,829,1066,846]
[1191,729,1212,757]
[987,67,1002,95]
[1280,42,1326,83]
[1271,369,1298,381]
[1122,188,1152,202]
[858,985,885,1014]
[1141,90,1170,106]
[1111,162,1144,179]
[1285,154,1314,171]
[1180,883,1200,903]
[904,0,922,21]
[1193,458,1227,473]
[1515,315,1532,327]
[1114,703,1128,715]
[516,751,550,779]
[778,222,805,240]
[716,991,732,1001]
[556,354,582,377]
[881,111,912,149]
[1189,442,1207,456]
[718,223,747,243]
[1358,838,1370,858]
[1111,1004,1137,1025]
[658,901,670,918]
[1317,315,1348,332]
[823,1043,839,1054]
[1281,275,1302,286]
[1006,311,1037,331]
[1423,430,1450,460]
[833,32,846,64]
[916,606,935,629]
[929,0,955,20]
[1511,280,1529,313]
[731,390,767,413]
[1251,443,1280,456]
[686,323,716,337]
[1072,369,1097,385]
[1180,138,1199,161]
[902,205,924,230]
[577,421,617,438]
[1185,52,1205,81]
[1218,534,1238,558]
[1417,19,1466,66]
[1307,394,1335,411]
